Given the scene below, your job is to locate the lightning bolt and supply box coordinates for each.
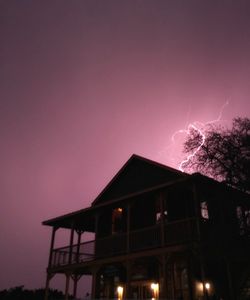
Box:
[171,101,229,172]
[178,124,206,172]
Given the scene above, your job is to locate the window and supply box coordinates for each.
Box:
[236,206,245,235]
[201,201,209,220]
[245,210,250,228]
[156,210,168,223]
[112,208,123,234]
[236,206,250,236]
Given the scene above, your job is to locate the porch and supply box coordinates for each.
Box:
[50,217,198,269]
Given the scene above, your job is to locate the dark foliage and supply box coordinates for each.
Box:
[0,286,74,300]
[183,117,250,192]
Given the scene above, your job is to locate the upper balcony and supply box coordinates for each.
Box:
[44,172,250,272]
[50,217,198,269]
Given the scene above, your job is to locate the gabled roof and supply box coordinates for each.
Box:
[42,154,250,229]
[92,154,187,206]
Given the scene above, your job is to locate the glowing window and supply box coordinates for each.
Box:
[112,208,123,234]
[156,211,167,223]
[201,201,209,220]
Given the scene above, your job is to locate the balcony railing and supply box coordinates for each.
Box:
[50,218,198,268]
[130,224,161,252]
[51,240,95,267]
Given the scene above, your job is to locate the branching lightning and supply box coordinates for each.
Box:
[178,124,206,172]
[171,101,229,172]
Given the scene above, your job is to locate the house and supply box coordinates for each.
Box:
[43,154,250,300]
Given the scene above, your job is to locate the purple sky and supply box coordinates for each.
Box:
[1,0,250,293]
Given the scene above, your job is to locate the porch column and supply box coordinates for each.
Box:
[198,255,208,300]
[125,260,132,299]
[73,277,77,299]
[171,263,176,300]
[72,274,82,299]
[126,203,131,253]
[76,230,82,263]
[48,227,58,268]
[192,182,201,241]
[187,256,194,300]
[68,223,75,264]
[44,273,54,300]
[65,273,71,300]
[44,275,50,300]
[44,227,58,300]
[159,192,165,246]
[225,258,234,300]
[94,213,99,237]
[160,255,167,298]
[91,267,98,299]
[94,213,100,258]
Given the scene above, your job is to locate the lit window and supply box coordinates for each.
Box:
[201,201,209,220]
[112,208,123,234]
[156,211,167,223]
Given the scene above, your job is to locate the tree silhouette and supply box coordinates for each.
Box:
[183,117,250,192]
[0,286,74,300]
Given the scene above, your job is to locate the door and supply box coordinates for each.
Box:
[130,281,155,300]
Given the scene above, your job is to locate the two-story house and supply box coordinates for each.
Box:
[43,155,250,300]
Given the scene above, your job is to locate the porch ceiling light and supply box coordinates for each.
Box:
[151,282,159,299]
[117,285,123,300]
[205,282,210,290]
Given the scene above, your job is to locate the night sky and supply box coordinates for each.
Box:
[1,0,250,294]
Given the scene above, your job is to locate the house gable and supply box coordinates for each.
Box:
[92,154,187,206]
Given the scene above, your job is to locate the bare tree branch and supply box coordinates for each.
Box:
[183,117,250,192]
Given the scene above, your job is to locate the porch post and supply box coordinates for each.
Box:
[73,277,77,299]
[68,223,75,264]
[160,192,165,246]
[44,273,54,300]
[91,267,98,299]
[187,256,194,300]
[44,274,50,300]
[94,213,99,237]
[225,258,234,300]
[126,203,131,253]
[72,274,82,299]
[44,227,57,300]
[65,273,71,300]
[198,257,209,300]
[48,226,57,268]
[171,263,176,299]
[94,213,99,258]
[125,260,131,299]
[161,255,167,298]
[76,230,82,263]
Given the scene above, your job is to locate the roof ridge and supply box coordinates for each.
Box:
[91,154,187,206]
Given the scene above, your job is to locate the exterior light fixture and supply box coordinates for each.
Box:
[150,282,159,299]
[117,285,123,300]
[199,282,204,292]
[205,282,210,290]
[196,281,211,295]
